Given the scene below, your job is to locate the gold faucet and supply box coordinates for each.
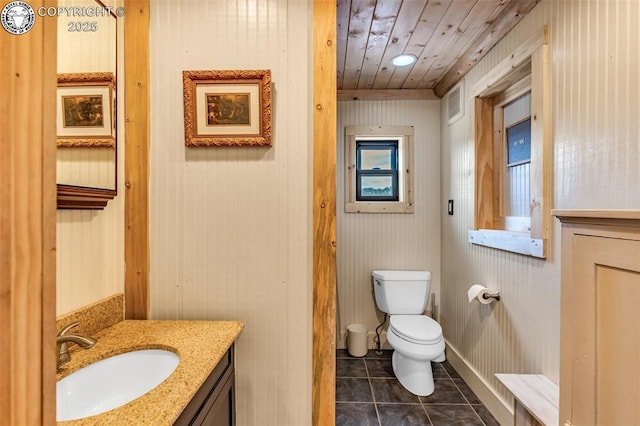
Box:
[56,322,97,369]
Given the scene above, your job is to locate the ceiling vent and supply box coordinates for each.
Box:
[447,83,463,124]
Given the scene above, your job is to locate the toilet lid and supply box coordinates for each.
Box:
[389,315,442,344]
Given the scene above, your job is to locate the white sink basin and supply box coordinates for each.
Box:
[57,349,180,421]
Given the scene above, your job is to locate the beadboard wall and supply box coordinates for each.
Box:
[336,100,441,348]
[57,0,125,316]
[441,0,639,420]
[148,1,312,425]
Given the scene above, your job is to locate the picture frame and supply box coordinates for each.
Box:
[56,72,115,148]
[183,69,272,147]
[506,117,531,167]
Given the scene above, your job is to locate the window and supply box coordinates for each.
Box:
[469,28,550,258]
[356,140,399,202]
[345,126,413,213]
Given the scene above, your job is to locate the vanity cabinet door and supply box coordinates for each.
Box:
[174,345,235,426]
[193,372,234,426]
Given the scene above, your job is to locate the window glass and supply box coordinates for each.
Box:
[360,175,394,198]
[358,145,395,170]
[356,140,398,201]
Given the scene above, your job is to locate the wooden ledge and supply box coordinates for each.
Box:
[496,373,558,426]
[553,209,640,227]
[468,229,545,259]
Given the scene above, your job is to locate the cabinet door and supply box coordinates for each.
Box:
[174,346,235,426]
[196,373,235,426]
[563,234,640,425]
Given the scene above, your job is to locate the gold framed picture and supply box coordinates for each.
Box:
[56,72,115,148]
[183,69,272,147]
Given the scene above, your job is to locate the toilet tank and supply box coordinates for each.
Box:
[372,270,431,315]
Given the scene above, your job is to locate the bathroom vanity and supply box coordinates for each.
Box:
[56,320,243,425]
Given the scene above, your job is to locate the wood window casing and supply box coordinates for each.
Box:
[469,28,550,259]
[345,125,414,214]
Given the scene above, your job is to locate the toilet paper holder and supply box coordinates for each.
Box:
[467,284,501,304]
[481,291,500,302]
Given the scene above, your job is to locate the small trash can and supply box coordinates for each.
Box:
[347,323,368,357]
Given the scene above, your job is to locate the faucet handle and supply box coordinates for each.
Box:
[58,321,79,337]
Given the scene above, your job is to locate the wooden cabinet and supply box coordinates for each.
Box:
[554,210,640,426]
[175,345,235,426]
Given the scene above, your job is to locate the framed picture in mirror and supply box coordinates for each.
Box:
[183,69,272,147]
[506,117,531,167]
[56,72,115,148]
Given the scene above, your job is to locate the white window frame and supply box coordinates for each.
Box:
[344,125,414,214]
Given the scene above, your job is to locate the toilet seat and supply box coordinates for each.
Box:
[389,315,442,345]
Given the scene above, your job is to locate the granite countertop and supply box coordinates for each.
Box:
[57,320,244,425]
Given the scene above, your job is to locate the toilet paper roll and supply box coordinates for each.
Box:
[467,284,497,305]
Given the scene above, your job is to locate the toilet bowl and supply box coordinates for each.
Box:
[372,270,446,396]
[387,315,445,395]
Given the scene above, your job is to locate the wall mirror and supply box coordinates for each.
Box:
[56,0,117,209]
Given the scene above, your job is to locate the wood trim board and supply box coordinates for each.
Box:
[337,89,437,101]
[313,1,337,425]
[124,0,150,319]
[0,0,57,422]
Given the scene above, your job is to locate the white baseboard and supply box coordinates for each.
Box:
[445,341,514,426]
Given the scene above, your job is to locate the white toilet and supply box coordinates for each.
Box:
[372,270,445,396]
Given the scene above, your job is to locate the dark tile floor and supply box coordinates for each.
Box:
[336,349,500,426]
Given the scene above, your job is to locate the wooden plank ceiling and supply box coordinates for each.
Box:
[337,0,540,99]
